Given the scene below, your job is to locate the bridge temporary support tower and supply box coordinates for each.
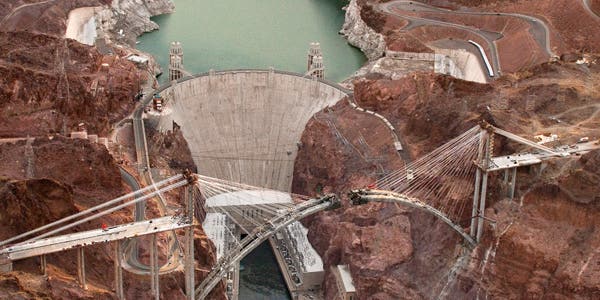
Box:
[469,123,571,242]
[469,123,496,243]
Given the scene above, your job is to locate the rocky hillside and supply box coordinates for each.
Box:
[0,31,141,137]
[0,0,110,35]
[356,0,600,72]
[0,178,77,241]
[293,58,600,299]
[0,0,226,299]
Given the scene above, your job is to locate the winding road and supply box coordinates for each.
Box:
[583,0,600,20]
[378,0,558,76]
[0,0,56,26]
[119,167,183,274]
[115,82,185,275]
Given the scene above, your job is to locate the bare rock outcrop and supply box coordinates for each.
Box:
[0,31,141,137]
[95,0,174,46]
[0,178,77,240]
[294,60,600,298]
[341,0,386,60]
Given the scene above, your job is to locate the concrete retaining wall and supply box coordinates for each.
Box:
[433,48,487,83]
[385,50,487,83]
[156,70,349,191]
[386,51,436,62]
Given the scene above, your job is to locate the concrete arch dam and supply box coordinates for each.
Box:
[154,70,351,191]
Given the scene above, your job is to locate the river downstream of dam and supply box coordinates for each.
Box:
[137,0,364,298]
[138,0,365,84]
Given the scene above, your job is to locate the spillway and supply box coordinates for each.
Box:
[155,70,350,191]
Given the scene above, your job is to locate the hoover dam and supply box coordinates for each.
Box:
[154,70,350,192]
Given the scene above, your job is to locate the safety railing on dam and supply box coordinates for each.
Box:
[140,69,354,108]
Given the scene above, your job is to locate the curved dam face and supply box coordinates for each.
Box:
[157,70,350,191]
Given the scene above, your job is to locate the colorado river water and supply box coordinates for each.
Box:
[137,0,365,83]
[137,0,363,298]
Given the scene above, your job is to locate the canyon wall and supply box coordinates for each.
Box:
[95,0,174,46]
[341,0,386,60]
[293,59,600,298]
[0,1,227,298]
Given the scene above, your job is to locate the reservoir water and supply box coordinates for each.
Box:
[239,241,290,299]
[137,0,363,298]
[137,0,365,83]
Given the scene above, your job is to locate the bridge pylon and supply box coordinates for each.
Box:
[183,174,197,300]
[470,125,494,243]
[468,122,584,242]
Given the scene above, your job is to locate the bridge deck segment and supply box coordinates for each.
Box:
[1,216,191,261]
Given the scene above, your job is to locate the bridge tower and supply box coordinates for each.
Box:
[169,41,184,81]
[183,181,196,300]
[470,124,494,243]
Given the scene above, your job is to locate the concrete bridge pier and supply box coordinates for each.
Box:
[150,234,159,300]
[184,185,195,300]
[470,129,493,243]
[476,170,490,243]
[0,255,11,273]
[469,168,482,238]
[509,167,517,200]
[529,162,547,177]
[77,248,87,290]
[40,255,47,276]
[114,241,124,299]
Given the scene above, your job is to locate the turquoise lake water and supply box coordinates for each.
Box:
[137,0,365,83]
[137,0,363,297]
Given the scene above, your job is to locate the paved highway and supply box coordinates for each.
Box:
[119,167,145,222]
[379,1,559,76]
[389,1,555,57]
[121,86,184,274]
[119,167,183,274]
[378,1,503,75]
